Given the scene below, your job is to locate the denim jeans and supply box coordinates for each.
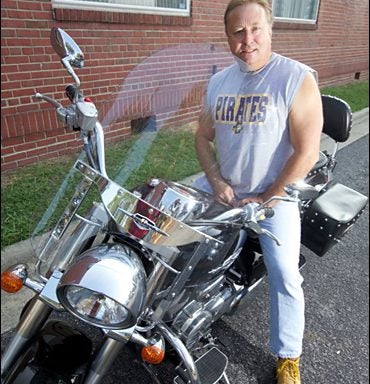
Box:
[258,200,304,358]
[193,176,304,357]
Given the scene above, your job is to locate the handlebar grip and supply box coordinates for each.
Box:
[65,84,83,102]
[262,207,275,218]
[65,84,77,102]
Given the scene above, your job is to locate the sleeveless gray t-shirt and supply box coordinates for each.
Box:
[195,52,316,199]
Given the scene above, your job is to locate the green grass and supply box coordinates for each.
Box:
[1,129,202,247]
[320,80,369,112]
[1,80,368,247]
[1,159,73,247]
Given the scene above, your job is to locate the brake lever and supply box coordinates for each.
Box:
[245,221,265,235]
[244,221,282,246]
[260,228,282,246]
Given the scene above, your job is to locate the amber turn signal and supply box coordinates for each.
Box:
[1,270,24,293]
[1,264,27,293]
[141,344,165,365]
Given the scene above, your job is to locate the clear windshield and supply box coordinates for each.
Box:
[29,41,232,267]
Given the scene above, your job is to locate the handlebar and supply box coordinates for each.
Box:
[34,90,107,177]
[34,92,63,109]
[186,194,301,246]
[34,28,107,178]
[34,92,77,129]
[261,206,275,219]
[240,194,300,246]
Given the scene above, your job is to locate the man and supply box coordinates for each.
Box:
[193,0,323,383]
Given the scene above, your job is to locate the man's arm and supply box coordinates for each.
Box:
[195,108,236,206]
[259,71,324,203]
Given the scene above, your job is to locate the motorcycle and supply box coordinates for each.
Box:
[1,28,368,384]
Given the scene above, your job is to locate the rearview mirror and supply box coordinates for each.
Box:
[50,27,84,68]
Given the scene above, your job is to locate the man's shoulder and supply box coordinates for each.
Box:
[271,52,313,72]
[209,63,239,89]
[212,62,238,79]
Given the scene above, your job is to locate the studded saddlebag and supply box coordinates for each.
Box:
[301,182,368,256]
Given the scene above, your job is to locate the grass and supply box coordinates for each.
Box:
[1,80,368,248]
[320,80,369,112]
[1,129,202,248]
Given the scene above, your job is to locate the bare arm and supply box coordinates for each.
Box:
[195,109,236,206]
[259,71,324,203]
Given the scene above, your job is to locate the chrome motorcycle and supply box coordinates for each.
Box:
[1,28,367,384]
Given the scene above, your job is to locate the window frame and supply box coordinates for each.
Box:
[272,0,320,25]
[52,0,191,17]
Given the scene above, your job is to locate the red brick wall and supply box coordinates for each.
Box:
[1,0,369,172]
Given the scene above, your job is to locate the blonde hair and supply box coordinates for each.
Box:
[224,0,273,29]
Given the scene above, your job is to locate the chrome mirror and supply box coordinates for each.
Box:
[50,27,84,69]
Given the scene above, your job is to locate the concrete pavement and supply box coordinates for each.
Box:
[1,107,368,334]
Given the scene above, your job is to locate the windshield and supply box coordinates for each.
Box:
[101,43,230,187]
[29,40,232,269]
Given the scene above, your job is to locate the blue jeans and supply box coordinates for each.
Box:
[192,176,304,357]
[258,201,304,358]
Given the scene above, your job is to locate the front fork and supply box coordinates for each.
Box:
[83,337,124,384]
[1,296,52,381]
[83,323,201,384]
[1,298,201,384]
[0,294,126,384]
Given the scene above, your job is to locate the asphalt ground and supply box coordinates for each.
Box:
[1,108,369,383]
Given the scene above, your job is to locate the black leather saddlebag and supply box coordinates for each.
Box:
[301,182,368,256]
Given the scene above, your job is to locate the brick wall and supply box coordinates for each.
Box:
[1,0,369,172]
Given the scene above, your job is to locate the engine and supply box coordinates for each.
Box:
[171,279,236,349]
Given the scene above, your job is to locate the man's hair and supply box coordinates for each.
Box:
[224,0,273,29]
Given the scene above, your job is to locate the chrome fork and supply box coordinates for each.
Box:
[1,296,52,381]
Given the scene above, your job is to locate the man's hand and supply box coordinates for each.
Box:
[238,195,264,207]
[212,179,238,207]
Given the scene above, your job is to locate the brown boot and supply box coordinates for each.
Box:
[276,357,301,384]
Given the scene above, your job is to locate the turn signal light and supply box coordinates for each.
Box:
[1,264,27,293]
[1,270,24,293]
[141,345,165,365]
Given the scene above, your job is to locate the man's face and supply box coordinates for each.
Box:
[226,3,272,71]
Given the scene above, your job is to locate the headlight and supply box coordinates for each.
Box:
[57,243,147,329]
[63,286,130,326]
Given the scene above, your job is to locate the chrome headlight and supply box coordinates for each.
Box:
[57,243,146,329]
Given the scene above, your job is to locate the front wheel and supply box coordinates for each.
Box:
[3,320,93,384]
